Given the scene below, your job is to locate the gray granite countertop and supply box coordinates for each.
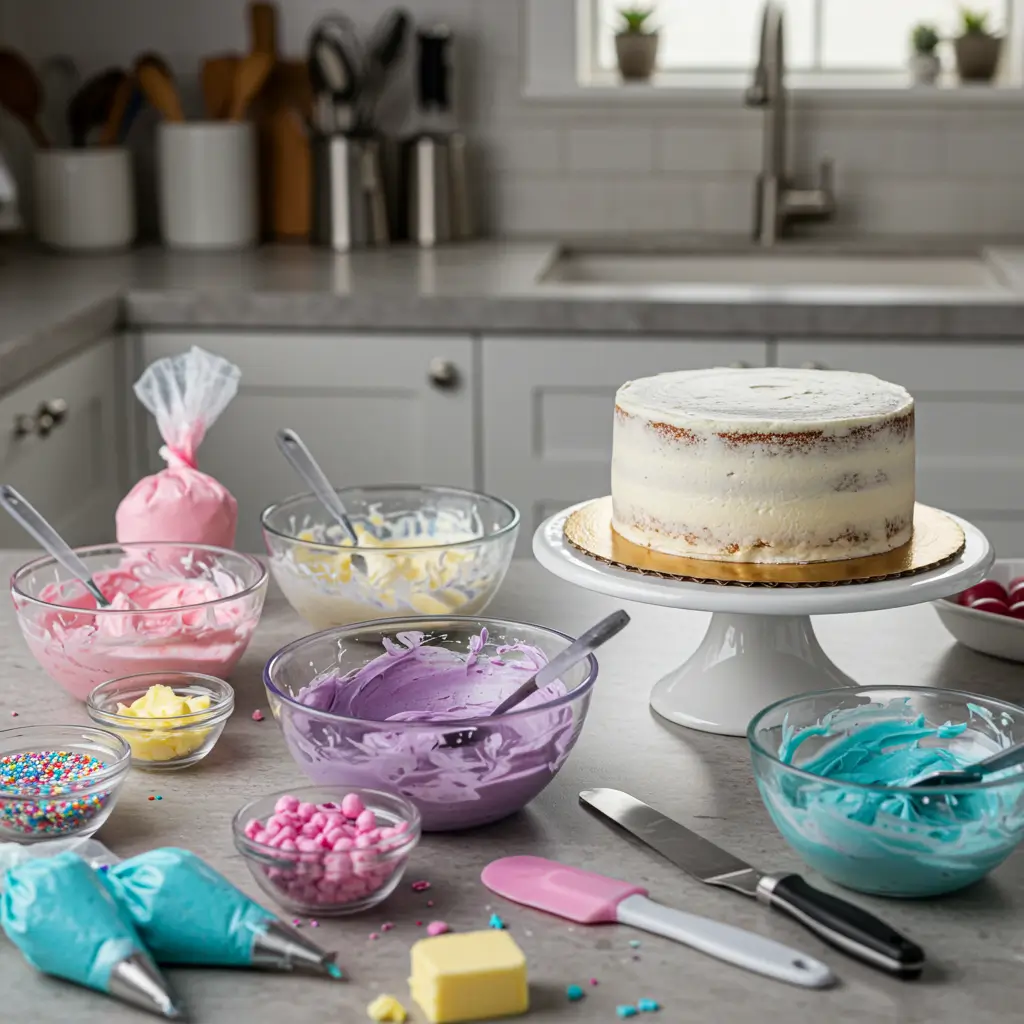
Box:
[6,239,1024,398]
[0,555,1021,1023]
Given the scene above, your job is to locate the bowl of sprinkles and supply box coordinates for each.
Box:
[0,725,131,841]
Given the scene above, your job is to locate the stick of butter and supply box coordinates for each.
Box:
[409,930,529,1024]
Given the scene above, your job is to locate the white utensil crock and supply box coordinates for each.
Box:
[33,148,135,251]
[157,122,257,249]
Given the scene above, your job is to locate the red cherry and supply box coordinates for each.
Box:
[1008,577,1024,602]
[1008,601,1024,621]
[970,597,1010,616]
[961,581,1008,606]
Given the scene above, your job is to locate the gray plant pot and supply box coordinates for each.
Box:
[615,32,659,82]
[954,33,1002,82]
[908,52,941,85]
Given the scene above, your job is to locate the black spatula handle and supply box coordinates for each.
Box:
[760,874,925,978]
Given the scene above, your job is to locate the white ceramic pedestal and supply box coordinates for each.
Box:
[533,503,994,736]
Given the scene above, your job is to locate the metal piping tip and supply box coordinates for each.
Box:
[251,919,344,978]
[108,953,184,1019]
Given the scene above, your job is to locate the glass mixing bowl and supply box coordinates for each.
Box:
[11,543,267,701]
[263,616,597,831]
[748,686,1024,897]
[260,485,519,629]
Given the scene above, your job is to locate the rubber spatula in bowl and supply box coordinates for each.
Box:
[438,608,631,749]
[481,856,834,989]
[0,485,109,606]
[274,428,366,574]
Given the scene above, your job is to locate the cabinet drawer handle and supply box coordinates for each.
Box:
[13,399,68,439]
[428,359,460,390]
[729,361,751,369]
[801,361,827,370]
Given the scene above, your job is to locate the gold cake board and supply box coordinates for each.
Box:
[564,497,965,589]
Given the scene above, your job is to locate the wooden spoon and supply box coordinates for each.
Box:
[249,2,278,55]
[67,67,126,147]
[135,53,185,122]
[227,50,273,120]
[97,72,136,146]
[0,49,49,147]
[201,54,239,119]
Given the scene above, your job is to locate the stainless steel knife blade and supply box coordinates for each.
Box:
[579,787,761,896]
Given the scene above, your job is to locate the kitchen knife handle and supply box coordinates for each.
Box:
[616,895,834,989]
[759,875,925,979]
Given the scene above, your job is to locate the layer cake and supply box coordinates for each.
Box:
[611,367,915,564]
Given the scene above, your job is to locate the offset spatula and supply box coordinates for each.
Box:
[579,788,925,979]
[481,856,834,988]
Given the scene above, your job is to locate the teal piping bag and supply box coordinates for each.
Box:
[106,848,342,978]
[0,849,181,1018]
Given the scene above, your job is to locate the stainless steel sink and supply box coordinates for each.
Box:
[540,251,1006,291]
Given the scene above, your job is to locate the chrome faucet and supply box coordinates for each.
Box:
[745,1,835,245]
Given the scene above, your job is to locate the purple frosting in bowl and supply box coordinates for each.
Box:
[265,620,596,831]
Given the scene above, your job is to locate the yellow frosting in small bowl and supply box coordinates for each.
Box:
[87,675,234,768]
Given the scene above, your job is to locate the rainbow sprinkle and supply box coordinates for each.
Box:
[0,750,109,837]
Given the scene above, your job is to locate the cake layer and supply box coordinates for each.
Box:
[611,367,915,563]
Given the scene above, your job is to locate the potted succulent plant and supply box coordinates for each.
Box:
[953,8,1002,83]
[909,23,941,85]
[615,6,659,82]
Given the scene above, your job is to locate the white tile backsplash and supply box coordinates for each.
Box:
[1,0,1022,239]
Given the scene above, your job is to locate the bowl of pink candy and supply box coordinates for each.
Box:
[232,785,421,916]
[934,561,1024,664]
[11,543,268,701]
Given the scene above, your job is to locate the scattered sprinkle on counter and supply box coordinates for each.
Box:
[410,930,528,1023]
[566,984,584,1002]
[10,711,17,717]
[251,709,264,722]
[0,750,109,837]
[292,918,302,927]
[628,940,641,948]
[427,900,435,907]
[310,919,319,928]
[367,995,408,1022]
[617,1007,639,1019]
[381,921,395,932]
[411,880,431,892]
[426,921,449,936]
[369,932,380,940]
[327,962,344,980]
[488,913,505,929]
[416,920,423,926]
[638,999,660,1012]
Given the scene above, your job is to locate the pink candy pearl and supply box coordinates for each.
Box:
[300,822,321,838]
[275,795,300,814]
[332,837,354,852]
[355,809,377,832]
[264,819,283,839]
[244,819,261,839]
[296,802,317,822]
[276,826,297,842]
[308,812,327,830]
[341,793,365,819]
[296,837,320,853]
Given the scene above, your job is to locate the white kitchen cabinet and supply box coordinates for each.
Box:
[0,339,122,548]
[482,337,769,553]
[140,332,476,551]
[778,340,1024,557]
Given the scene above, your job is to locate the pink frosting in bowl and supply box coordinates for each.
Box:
[11,544,268,701]
[263,617,598,831]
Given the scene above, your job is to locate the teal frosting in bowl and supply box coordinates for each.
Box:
[751,696,1024,897]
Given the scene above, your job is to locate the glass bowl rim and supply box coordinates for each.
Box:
[10,542,269,615]
[86,671,235,728]
[259,484,521,554]
[0,723,132,795]
[231,784,422,858]
[747,684,1024,795]
[263,614,599,728]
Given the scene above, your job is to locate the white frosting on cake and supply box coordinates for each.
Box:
[611,368,915,564]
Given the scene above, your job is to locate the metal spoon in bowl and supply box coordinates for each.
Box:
[0,485,109,606]
[911,737,1024,789]
[274,428,366,574]
[438,609,631,749]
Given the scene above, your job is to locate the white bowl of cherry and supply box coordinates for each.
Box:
[934,561,1024,663]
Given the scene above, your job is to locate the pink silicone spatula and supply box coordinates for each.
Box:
[481,856,834,989]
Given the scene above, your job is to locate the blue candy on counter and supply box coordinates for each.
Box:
[0,850,180,1018]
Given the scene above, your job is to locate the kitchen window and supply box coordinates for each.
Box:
[589,0,1011,75]
[523,0,1024,100]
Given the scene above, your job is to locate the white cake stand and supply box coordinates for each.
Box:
[533,503,994,737]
